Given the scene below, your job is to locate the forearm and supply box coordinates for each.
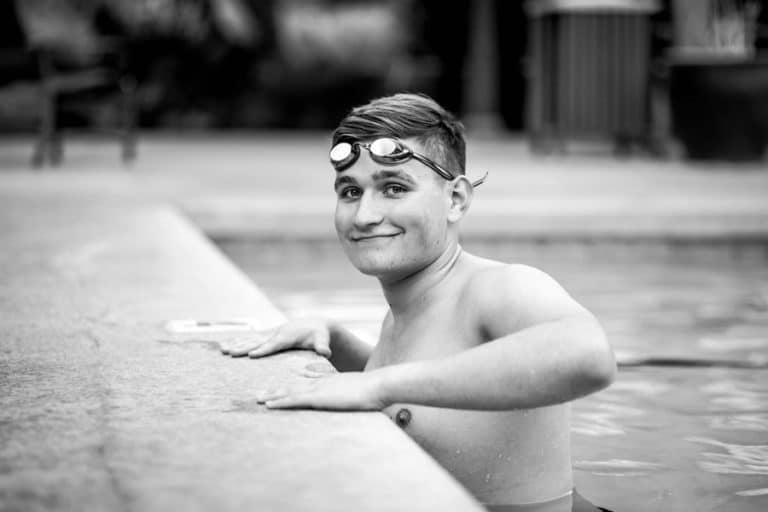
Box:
[327,321,373,372]
[375,315,615,410]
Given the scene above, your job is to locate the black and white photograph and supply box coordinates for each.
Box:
[1,1,767,511]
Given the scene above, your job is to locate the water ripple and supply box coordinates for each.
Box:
[707,413,768,432]
[571,402,645,437]
[574,458,666,477]
[686,437,768,475]
[698,336,768,353]
[702,380,768,412]
[735,487,768,497]
[608,379,672,396]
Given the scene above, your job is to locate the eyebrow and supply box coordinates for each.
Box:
[371,169,417,184]
[334,169,417,190]
[334,175,356,190]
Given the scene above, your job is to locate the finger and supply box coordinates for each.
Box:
[299,369,330,379]
[224,330,274,355]
[256,388,289,403]
[225,336,268,356]
[313,341,332,358]
[221,344,247,355]
[229,343,264,357]
[247,326,299,357]
[265,394,313,409]
[247,342,285,358]
[299,362,336,378]
[220,338,244,354]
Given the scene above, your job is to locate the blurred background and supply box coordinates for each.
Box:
[2,2,768,511]
[1,0,766,161]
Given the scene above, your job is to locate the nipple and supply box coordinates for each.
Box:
[395,408,412,428]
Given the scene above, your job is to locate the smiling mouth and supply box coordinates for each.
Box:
[350,233,400,242]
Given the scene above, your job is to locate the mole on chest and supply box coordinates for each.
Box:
[394,407,412,428]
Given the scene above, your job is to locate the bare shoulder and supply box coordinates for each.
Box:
[460,255,590,337]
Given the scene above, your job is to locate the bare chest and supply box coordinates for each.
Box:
[366,306,572,504]
[370,300,479,367]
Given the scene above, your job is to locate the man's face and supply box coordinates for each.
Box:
[333,138,452,280]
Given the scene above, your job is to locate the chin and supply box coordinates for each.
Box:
[348,254,395,276]
[344,247,410,278]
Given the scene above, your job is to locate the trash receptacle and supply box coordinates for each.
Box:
[526,0,660,153]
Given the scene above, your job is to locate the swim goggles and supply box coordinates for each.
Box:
[329,137,486,187]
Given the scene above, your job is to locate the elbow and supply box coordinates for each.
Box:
[584,348,616,393]
[575,320,616,395]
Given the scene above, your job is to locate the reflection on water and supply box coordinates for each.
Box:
[700,336,768,352]
[708,413,768,432]
[570,379,670,438]
[570,368,768,508]
[573,459,667,477]
[703,380,768,412]
[687,437,768,476]
[219,239,768,511]
[736,488,768,497]
[569,402,633,437]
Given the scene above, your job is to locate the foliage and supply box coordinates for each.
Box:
[673,0,762,57]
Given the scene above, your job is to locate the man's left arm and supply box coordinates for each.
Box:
[259,265,616,411]
[376,314,613,410]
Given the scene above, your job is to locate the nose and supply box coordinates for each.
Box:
[353,191,384,229]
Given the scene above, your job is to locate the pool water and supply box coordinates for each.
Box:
[218,238,768,512]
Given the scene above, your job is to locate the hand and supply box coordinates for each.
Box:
[220,319,332,359]
[257,370,388,411]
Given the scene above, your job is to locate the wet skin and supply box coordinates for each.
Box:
[332,140,583,504]
[366,252,574,505]
[234,138,614,506]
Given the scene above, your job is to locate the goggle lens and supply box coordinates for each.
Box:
[330,142,353,164]
[369,138,399,158]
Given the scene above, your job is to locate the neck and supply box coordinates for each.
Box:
[379,242,463,318]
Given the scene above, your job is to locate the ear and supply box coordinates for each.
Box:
[447,176,473,223]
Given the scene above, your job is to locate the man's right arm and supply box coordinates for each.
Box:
[327,321,373,372]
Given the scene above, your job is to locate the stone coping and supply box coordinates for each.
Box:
[0,188,483,511]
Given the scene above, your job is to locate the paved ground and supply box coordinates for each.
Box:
[1,133,767,240]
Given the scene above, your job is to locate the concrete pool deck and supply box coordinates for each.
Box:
[1,133,767,241]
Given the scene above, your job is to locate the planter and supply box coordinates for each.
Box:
[669,56,768,161]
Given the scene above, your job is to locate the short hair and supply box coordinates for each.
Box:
[332,93,466,176]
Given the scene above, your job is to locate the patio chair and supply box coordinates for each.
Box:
[31,39,138,167]
[1,0,138,167]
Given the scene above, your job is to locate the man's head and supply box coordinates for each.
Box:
[330,93,474,282]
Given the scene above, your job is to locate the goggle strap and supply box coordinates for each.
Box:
[471,171,488,188]
[330,139,486,187]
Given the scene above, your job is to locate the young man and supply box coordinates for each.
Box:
[221,93,615,510]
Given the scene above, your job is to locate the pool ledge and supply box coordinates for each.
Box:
[0,187,484,511]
